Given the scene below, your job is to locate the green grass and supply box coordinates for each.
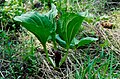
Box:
[0,0,120,79]
[75,51,120,79]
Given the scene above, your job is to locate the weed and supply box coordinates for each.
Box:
[14,3,98,68]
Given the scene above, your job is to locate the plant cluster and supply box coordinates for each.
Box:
[0,0,120,78]
[14,3,98,68]
[0,0,25,31]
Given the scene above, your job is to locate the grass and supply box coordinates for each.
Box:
[0,0,120,79]
[74,50,119,79]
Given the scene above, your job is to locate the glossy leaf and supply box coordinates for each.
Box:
[14,12,53,47]
[46,3,58,23]
[71,38,80,46]
[56,34,74,49]
[77,37,98,48]
[14,11,56,67]
[56,13,84,48]
[46,3,58,49]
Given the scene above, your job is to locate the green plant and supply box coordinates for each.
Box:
[14,3,98,68]
[56,12,98,67]
[14,12,55,66]
[0,0,25,31]
[75,51,119,79]
[0,30,14,59]
[14,4,57,67]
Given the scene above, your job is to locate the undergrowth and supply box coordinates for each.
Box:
[0,0,120,79]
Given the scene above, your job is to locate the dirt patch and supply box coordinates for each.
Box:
[95,11,120,55]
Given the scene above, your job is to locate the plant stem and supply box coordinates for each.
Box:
[44,45,55,67]
[44,45,49,61]
[59,48,69,67]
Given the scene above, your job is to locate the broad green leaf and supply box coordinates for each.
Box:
[56,13,84,48]
[55,35,74,49]
[71,38,80,45]
[46,3,58,22]
[45,3,58,49]
[77,37,98,48]
[14,11,56,67]
[56,34,67,48]
[14,11,53,47]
